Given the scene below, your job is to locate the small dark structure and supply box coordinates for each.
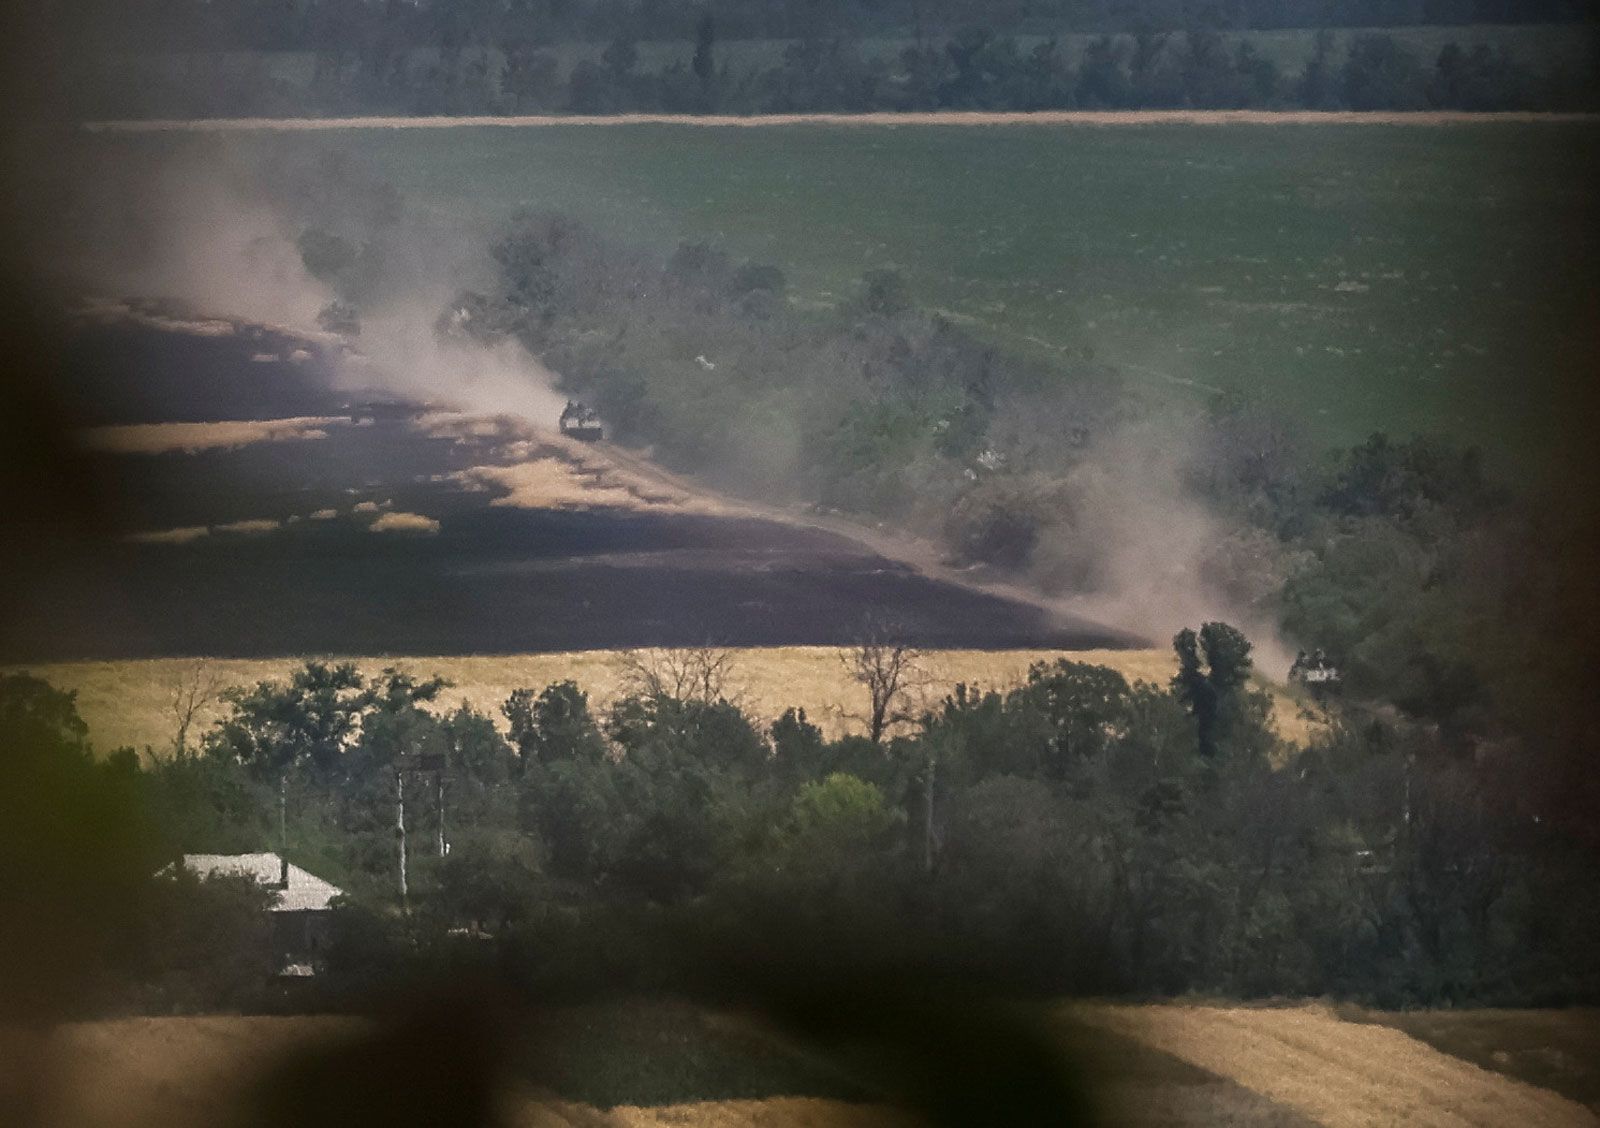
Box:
[559,399,604,441]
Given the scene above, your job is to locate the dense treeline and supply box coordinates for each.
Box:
[260,148,1599,856]
[75,21,1599,116]
[363,208,1598,800]
[81,0,1600,54]
[4,621,1596,1017]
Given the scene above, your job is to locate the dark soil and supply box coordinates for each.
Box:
[3,311,1133,661]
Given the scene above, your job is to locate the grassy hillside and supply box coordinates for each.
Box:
[116,119,1600,473]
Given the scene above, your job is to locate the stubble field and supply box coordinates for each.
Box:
[12,645,1327,755]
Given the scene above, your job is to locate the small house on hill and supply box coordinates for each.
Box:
[174,853,343,974]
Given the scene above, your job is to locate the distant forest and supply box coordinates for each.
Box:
[86,1,1600,52]
[67,2,1600,116]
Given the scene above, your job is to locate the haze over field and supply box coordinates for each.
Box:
[4,7,1600,1127]
[68,117,1600,469]
[34,108,1594,675]
[25,135,1306,661]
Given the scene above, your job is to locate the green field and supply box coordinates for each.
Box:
[106,119,1599,471]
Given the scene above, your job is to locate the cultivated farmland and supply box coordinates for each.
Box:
[8,1004,1595,1127]
[7,645,1323,755]
[91,118,1600,473]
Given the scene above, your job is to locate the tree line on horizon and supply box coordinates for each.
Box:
[79,0,1600,54]
[74,17,1599,117]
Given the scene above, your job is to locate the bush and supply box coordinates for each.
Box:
[126,869,277,1011]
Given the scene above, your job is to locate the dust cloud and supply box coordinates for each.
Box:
[1032,423,1295,676]
[52,145,570,431]
[58,151,335,330]
[49,144,1295,666]
[343,303,568,425]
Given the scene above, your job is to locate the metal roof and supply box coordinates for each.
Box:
[177,853,344,913]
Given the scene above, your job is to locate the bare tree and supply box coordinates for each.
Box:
[619,645,741,706]
[168,659,224,758]
[841,620,925,746]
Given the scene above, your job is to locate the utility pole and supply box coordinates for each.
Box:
[435,768,446,857]
[395,751,446,910]
[278,774,289,888]
[396,768,408,912]
[1403,751,1415,829]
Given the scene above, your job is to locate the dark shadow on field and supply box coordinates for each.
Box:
[228,967,1313,1127]
[218,899,1110,1125]
[1336,1006,1600,1113]
[1051,1024,1316,1127]
[236,981,1103,1128]
[3,509,1133,661]
[3,312,1137,662]
[59,312,349,425]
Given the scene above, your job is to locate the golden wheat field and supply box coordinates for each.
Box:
[7,1005,1595,1128]
[1075,1004,1599,1128]
[5,647,1323,757]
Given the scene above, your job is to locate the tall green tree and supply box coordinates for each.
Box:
[1018,659,1133,772]
[504,681,608,766]
[206,661,369,779]
[1171,623,1255,759]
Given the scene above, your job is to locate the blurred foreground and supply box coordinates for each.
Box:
[5,1003,1595,1128]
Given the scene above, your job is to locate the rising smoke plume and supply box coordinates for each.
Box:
[1031,422,1296,674]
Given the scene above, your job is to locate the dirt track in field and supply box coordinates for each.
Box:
[83,110,1600,133]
